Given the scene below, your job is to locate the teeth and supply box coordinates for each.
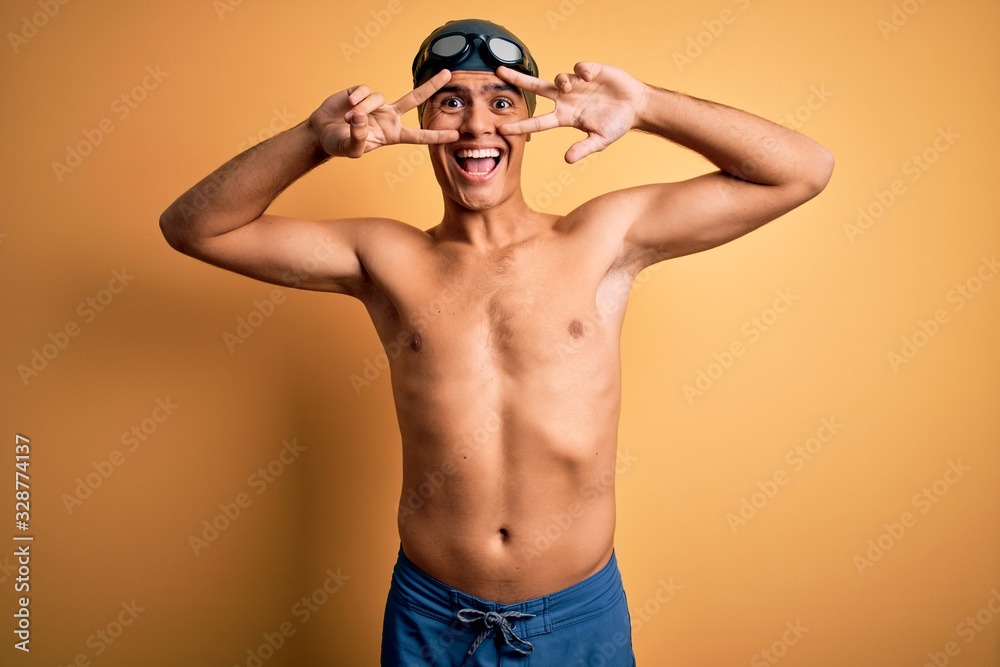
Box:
[455,148,501,158]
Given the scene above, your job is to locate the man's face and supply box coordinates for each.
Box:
[421,71,531,212]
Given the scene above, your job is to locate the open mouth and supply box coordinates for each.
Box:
[451,147,503,180]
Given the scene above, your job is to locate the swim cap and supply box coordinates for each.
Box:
[412,19,538,126]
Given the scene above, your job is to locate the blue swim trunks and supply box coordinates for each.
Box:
[381,547,636,666]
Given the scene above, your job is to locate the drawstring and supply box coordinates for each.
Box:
[456,608,535,666]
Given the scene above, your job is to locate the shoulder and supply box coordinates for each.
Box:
[550,186,670,272]
[348,216,436,276]
[343,216,430,239]
[341,216,434,254]
[554,185,665,234]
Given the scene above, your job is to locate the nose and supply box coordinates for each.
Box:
[459,99,495,137]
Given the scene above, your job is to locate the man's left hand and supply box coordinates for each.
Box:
[496,62,649,163]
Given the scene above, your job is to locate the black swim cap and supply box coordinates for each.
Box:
[412,19,538,125]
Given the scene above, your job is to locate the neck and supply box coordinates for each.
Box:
[435,188,547,249]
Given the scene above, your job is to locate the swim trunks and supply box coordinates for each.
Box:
[381,547,636,666]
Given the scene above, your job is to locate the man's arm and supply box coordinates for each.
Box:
[158,72,458,295]
[497,63,834,268]
[610,82,833,266]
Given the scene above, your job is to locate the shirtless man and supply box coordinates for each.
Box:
[159,18,833,666]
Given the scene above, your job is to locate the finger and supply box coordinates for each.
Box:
[573,61,601,82]
[495,66,559,99]
[565,132,607,164]
[346,113,369,158]
[498,112,562,136]
[345,91,385,123]
[346,84,372,106]
[398,127,460,146]
[393,69,453,114]
[554,72,573,94]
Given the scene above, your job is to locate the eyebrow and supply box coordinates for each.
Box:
[430,83,522,100]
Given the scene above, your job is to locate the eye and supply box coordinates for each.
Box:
[493,98,515,110]
[441,96,464,109]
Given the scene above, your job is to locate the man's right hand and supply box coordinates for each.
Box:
[162,71,460,295]
[309,69,460,158]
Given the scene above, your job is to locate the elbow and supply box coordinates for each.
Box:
[158,207,194,255]
[802,146,835,197]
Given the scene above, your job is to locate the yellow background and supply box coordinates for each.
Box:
[2,0,999,665]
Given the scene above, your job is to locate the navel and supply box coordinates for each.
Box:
[568,319,584,338]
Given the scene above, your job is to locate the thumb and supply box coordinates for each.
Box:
[346,112,369,158]
[565,132,607,164]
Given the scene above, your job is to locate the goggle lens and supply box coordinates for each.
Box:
[430,34,468,58]
[428,34,526,65]
[487,37,523,63]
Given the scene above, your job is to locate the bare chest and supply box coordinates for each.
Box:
[367,239,631,368]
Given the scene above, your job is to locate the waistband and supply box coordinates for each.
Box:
[389,546,625,638]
